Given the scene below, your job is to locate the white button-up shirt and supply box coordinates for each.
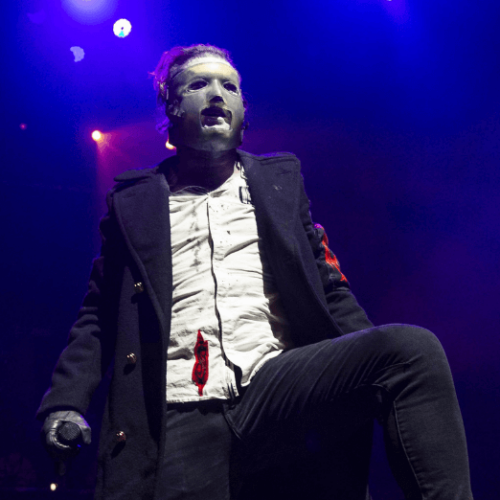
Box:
[167,163,291,403]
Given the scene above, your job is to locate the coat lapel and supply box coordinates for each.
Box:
[240,152,301,264]
[113,167,173,336]
[240,152,342,344]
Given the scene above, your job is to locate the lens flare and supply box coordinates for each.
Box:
[70,46,85,62]
[92,130,102,141]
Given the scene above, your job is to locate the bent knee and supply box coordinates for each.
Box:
[367,324,447,364]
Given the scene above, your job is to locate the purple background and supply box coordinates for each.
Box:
[1,0,499,498]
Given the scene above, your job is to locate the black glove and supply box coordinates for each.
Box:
[42,410,91,474]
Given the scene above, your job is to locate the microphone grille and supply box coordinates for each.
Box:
[58,421,81,445]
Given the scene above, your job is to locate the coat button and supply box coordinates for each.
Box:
[116,431,127,443]
[134,282,144,293]
[126,353,137,365]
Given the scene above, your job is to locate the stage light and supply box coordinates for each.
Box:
[19,123,27,130]
[70,46,85,62]
[92,130,102,141]
[113,19,132,38]
[165,141,176,150]
[61,0,118,25]
[50,483,58,491]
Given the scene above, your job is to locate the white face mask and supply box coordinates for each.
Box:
[168,60,245,152]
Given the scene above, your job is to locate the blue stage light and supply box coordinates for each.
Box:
[113,19,132,38]
[61,0,118,25]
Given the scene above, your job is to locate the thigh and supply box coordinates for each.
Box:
[163,402,233,500]
[225,325,428,472]
[233,421,374,500]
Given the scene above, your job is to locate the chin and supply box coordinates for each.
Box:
[196,142,238,154]
[192,132,242,152]
[171,124,243,153]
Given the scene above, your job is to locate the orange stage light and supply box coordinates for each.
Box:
[165,141,176,150]
[92,130,102,141]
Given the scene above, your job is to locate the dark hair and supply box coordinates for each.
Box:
[151,44,247,134]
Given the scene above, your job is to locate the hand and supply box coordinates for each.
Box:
[42,410,91,473]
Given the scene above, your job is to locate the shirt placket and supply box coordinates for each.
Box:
[207,191,238,399]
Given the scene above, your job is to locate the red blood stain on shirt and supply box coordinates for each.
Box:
[192,330,209,396]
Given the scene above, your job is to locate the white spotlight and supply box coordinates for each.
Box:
[113,19,132,38]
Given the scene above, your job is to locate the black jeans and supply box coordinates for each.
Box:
[162,325,473,500]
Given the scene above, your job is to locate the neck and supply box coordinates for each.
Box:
[169,146,238,192]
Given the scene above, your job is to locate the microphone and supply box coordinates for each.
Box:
[53,422,82,476]
[57,421,82,446]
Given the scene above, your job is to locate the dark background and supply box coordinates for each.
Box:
[1,0,499,498]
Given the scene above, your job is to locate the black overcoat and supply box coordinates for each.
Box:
[38,150,372,499]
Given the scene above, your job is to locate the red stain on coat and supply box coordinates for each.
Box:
[192,330,209,396]
[316,224,348,282]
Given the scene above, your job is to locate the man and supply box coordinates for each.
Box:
[39,44,473,500]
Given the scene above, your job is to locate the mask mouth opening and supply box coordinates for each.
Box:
[201,106,229,119]
[200,107,232,130]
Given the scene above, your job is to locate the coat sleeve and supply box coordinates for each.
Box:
[37,190,122,420]
[299,176,374,334]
